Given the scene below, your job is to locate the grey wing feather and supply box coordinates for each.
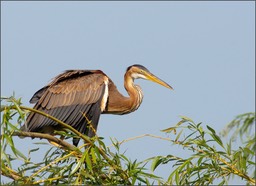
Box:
[22,70,108,146]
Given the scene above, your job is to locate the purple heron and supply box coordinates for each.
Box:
[21,64,173,146]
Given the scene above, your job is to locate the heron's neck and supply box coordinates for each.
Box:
[123,74,144,113]
[103,74,143,115]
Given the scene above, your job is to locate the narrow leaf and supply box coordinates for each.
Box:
[85,153,92,172]
[175,129,183,142]
[151,156,162,171]
[207,125,216,134]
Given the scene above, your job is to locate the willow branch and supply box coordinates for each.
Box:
[2,105,131,184]
[108,133,172,148]
[109,133,255,185]
[28,150,78,182]
[172,140,256,185]
[12,131,77,151]
[32,176,66,184]
[1,165,30,183]
[1,166,21,181]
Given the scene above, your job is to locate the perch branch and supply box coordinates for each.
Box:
[1,104,131,184]
[12,131,77,151]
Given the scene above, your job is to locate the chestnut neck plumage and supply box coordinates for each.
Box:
[103,70,144,115]
[124,71,144,113]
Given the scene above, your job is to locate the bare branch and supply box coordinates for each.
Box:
[12,131,77,151]
[108,133,172,148]
[1,165,30,183]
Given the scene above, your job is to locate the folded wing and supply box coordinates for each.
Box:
[23,70,108,146]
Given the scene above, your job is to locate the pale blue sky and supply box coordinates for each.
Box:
[1,1,255,184]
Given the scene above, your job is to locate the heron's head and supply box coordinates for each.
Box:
[126,64,173,90]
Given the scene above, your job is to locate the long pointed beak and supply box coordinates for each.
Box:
[145,72,173,90]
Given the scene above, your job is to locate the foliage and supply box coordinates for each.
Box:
[153,114,255,185]
[1,96,255,185]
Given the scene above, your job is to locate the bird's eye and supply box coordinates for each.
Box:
[140,70,144,74]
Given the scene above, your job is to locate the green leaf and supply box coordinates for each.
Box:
[14,148,27,160]
[243,147,254,156]
[151,156,162,171]
[247,160,255,166]
[90,148,97,164]
[33,142,49,145]
[71,149,90,175]
[139,171,162,179]
[161,116,191,133]
[175,167,180,185]
[161,126,177,134]
[175,129,183,142]
[29,147,40,153]
[207,125,224,148]
[71,160,82,175]
[120,154,130,163]
[211,133,224,148]
[85,152,92,172]
[207,125,216,134]
[226,140,232,155]
[93,146,101,159]
[180,115,194,123]
[197,156,204,166]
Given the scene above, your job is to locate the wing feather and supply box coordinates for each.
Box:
[23,70,109,146]
[81,89,91,105]
[30,86,49,104]
[41,91,51,108]
[59,104,78,122]
[69,104,88,126]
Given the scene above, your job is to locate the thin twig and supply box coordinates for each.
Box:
[108,133,172,148]
[28,150,77,182]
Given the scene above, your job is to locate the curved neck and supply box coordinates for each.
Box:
[123,72,143,113]
[103,72,143,115]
